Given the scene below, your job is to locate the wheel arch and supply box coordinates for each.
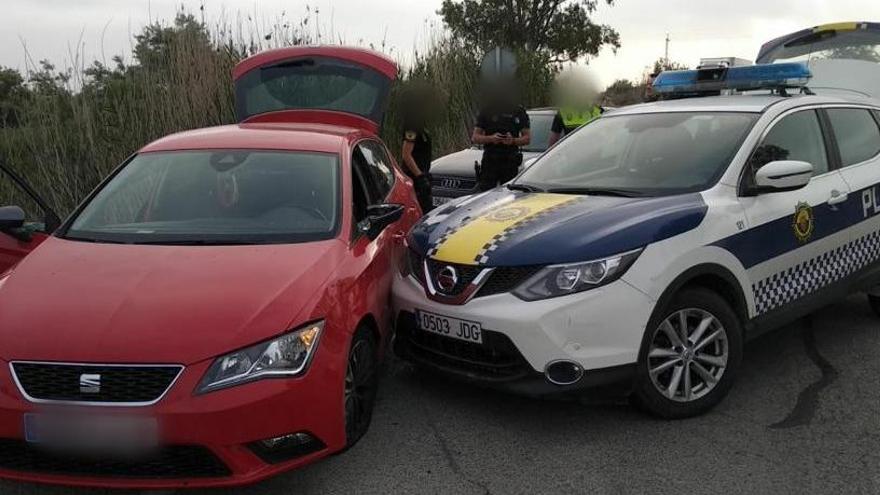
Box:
[651,263,752,334]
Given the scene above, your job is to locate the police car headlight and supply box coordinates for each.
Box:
[513,249,642,301]
[196,321,323,394]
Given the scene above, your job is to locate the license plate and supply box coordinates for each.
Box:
[416,309,483,344]
[432,196,453,207]
[24,413,158,453]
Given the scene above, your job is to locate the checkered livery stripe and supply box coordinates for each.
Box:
[473,198,586,264]
[754,228,880,314]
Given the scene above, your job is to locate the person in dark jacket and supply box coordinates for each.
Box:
[472,81,531,191]
[400,85,435,213]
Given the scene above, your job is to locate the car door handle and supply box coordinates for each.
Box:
[828,189,848,206]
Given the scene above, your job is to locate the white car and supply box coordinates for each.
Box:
[392,24,880,418]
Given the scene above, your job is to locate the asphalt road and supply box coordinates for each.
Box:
[3,294,879,495]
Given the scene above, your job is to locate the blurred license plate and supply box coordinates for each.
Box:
[24,414,158,453]
[416,309,483,344]
[432,196,452,207]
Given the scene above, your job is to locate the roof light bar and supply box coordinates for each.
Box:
[653,62,812,95]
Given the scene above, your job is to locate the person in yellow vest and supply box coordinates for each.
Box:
[548,68,603,146]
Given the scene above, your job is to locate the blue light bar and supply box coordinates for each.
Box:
[653,62,812,95]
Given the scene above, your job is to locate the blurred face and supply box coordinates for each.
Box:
[552,69,600,109]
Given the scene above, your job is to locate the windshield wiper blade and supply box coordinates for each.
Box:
[506,183,545,193]
[546,187,646,197]
[132,239,267,246]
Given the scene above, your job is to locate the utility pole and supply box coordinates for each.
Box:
[664,32,670,67]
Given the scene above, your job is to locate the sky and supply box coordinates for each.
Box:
[0,0,877,88]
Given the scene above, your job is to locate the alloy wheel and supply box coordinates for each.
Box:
[647,308,729,402]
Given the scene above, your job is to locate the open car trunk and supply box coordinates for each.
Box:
[232,46,398,134]
[757,22,880,98]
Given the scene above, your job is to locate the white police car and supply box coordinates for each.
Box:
[393,36,880,418]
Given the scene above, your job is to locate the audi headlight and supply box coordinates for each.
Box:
[513,249,642,301]
[196,321,323,394]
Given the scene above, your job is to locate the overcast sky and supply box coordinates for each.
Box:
[1,0,877,87]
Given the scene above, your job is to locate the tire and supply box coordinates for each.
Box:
[344,326,379,448]
[631,287,743,419]
[868,293,880,317]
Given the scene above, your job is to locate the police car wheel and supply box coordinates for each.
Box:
[632,288,743,419]
[344,326,379,449]
[868,294,880,317]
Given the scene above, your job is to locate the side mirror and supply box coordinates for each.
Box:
[754,160,813,193]
[358,204,405,240]
[0,206,25,231]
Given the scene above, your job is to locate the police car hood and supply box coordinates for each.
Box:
[409,188,707,266]
[431,148,542,177]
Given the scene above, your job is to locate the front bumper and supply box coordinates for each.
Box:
[392,272,655,394]
[0,353,347,489]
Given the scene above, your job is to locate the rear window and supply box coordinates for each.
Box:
[826,108,880,166]
[65,151,340,245]
[234,57,391,123]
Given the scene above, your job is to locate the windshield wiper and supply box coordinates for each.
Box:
[506,183,545,193]
[546,187,647,197]
[131,239,268,246]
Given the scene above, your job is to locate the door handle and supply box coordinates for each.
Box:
[392,231,406,241]
[828,189,848,206]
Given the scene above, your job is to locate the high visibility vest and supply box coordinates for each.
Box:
[560,106,602,129]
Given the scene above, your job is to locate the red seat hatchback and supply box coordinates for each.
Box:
[0,47,420,489]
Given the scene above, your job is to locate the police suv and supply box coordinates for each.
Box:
[393,25,880,418]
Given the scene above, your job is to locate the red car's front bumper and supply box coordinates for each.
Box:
[0,349,348,489]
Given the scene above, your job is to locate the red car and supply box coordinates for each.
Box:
[0,46,420,489]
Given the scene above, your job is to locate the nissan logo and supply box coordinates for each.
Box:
[435,266,459,293]
[441,178,462,189]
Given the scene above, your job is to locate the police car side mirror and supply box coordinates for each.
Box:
[754,160,813,193]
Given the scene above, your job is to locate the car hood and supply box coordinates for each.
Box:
[0,237,347,364]
[431,148,542,177]
[409,188,707,266]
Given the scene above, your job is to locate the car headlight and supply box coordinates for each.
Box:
[513,249,642,301]
[196,321,323,394]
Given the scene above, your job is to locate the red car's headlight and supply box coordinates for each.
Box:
[195,321,323,394]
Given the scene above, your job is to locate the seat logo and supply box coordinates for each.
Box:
[436,266,459,293]
[792,202,814,242]
[79,373,102,394]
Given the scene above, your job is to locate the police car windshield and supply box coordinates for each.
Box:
[517,112,758,196]
[64,150,340,245]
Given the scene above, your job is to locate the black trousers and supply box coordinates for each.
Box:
[413,174,433,214]
[478,152,522,191]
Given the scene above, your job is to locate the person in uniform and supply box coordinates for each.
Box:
[548,105,603,146]
[548,68,603,146]
[472,88,531,191]
[400,87,434,213]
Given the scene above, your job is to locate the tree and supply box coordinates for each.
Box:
[0,67,27,127]
[439,0,620,63]
[652,57,688,75]
[602,78,643,106]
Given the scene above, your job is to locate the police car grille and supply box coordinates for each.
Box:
[477,266,543,297]
[0,439,231,479]
[12,363,181,404]
[425,259,483,296]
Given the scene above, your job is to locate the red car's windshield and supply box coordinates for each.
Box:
[64,150,340,245]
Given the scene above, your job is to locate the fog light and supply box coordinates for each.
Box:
[248,431,326,464]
